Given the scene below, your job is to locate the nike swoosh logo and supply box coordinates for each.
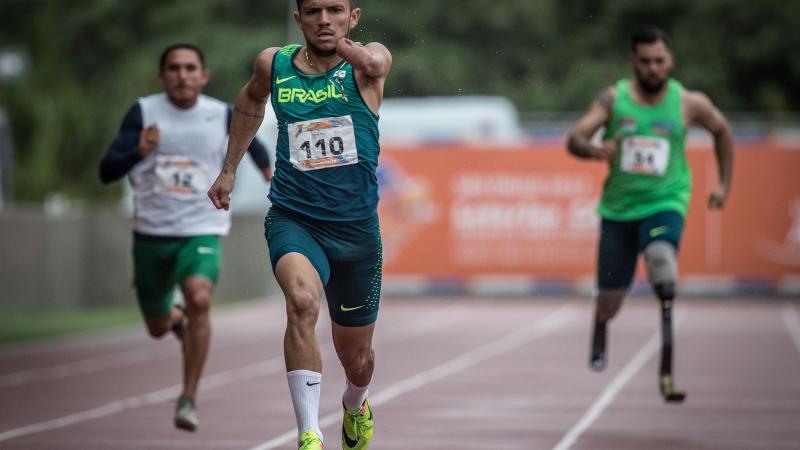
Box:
[342,427,359,448]
[340,305,364,312]
[197,246,216,254]
[275,75,297,85]
[306,381,320,387]
[341,403,370,448]
[649,226,669,238]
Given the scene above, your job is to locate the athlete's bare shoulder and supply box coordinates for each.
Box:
[253,47,282,77]
[680,86,730,133]
[681,87,714,109]
[681,87,718,123]
[243,47,283,101]
[597,85,617,112]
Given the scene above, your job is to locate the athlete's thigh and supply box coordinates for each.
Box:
[265,206,331,284]
[597,218,640,289]
[133,237,178,319]
[637,211,685,251]
[175,235,221,285]
[324,215,383,327]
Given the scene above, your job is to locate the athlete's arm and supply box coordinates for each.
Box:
[336,40,391,79]
[686,90,734,209]
[567,87,617,161]
[337,40,392,113]
[208,47,279,210]
[226,106,273,183]
[99,102,149,184]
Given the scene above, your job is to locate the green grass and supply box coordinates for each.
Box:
[0,306,141,344]
[0,297,260,344]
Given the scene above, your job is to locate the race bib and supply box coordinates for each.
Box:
[154,155,209,195]
[288,115,358,171]
[620,136,670,176]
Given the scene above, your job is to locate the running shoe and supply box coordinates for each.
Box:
[174,394,198,431]
[299,430,324,449]
[342,399,373,450]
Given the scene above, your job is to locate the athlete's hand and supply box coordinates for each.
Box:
[138,124,159,157]
[708,184,729,210]
[208,171,235,211]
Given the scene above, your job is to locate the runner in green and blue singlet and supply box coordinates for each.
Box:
[207,2,390,447]
[269,43,380,222]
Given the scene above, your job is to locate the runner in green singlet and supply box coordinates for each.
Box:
[208,1,389,448]
[566,26,734,403]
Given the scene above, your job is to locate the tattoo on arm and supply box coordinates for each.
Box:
[597,87,614,112]
[233,106,265,119]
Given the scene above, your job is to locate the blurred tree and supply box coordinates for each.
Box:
[0,0,797,202]
[0,0,287,201]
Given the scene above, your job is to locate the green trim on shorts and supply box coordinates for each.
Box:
[133,233,221,318]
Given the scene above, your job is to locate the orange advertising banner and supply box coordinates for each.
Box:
[378,142,800,288]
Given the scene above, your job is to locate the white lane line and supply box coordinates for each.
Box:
[0,347,160,388]
[0,306,288,388]
[552,314,687,450]
[0,357,284,443]
[0,331,282,388]
[0,303,468,443]
[781,304,800,356]
[248,304,577,450]
[0,300,458,388]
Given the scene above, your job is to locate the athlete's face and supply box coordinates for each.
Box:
[294,0,360,55]
[631,40,674,94]
[158,49,209,109]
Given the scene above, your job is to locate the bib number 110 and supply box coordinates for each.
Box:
[300,137,345,158]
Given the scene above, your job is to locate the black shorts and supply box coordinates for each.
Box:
[597,211,684,289]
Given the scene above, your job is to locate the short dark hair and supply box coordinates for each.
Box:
[296,0,356,10]
[631,26,670,52]
[159,43,205,71]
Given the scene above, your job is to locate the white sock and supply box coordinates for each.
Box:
[342,378,370,412]
[287,370,323,441]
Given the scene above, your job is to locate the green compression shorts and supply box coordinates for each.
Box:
[132,233,221,318]
[264,205,383,327]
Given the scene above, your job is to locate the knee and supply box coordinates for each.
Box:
[185,288,211,319]
[340,347,374,374]
[285,287,320,327]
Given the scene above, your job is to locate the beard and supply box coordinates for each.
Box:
[637,75,666,94]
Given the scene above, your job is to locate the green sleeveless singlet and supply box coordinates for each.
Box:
[598,78,691,221]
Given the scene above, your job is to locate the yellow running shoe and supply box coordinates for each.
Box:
[298,430,324,450]
[341,399,373,450]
